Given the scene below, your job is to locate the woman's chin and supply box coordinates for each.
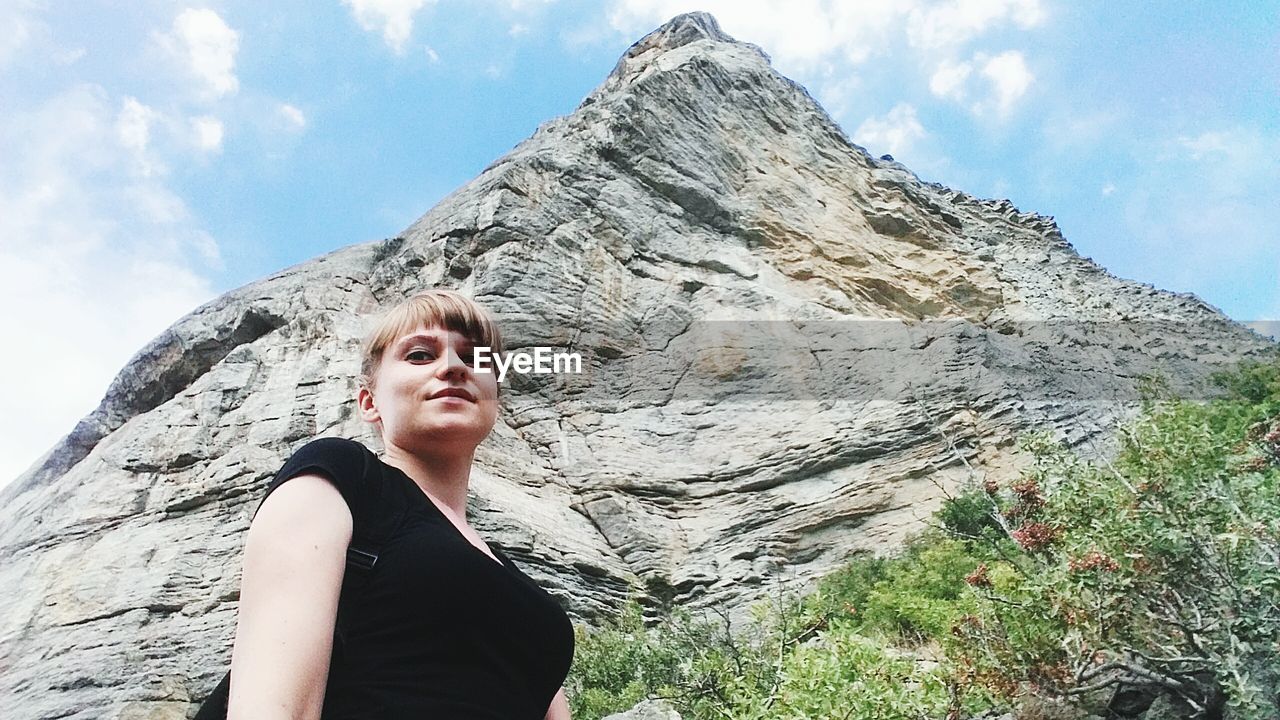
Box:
[406,419,494,445]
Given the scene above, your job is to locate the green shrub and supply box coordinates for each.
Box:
[948,359,1280,719]
[937,486,1007,543]
[565,599,685,719]
[566,584,995,719]
[564,356,1280,720]
[860,536,984,644]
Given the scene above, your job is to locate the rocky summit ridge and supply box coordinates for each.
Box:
[0,12,1274,719]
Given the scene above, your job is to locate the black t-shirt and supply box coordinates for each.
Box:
[256,437,575,719]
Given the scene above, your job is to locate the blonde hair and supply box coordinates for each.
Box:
[358,289,504,393]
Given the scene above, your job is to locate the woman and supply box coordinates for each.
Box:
[227,289,575,719]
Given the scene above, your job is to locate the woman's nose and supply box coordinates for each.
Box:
[438,345,471,378]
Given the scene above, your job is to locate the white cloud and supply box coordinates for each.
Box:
[929,58,971,100]
[906,0,1045,50]
[1177,131,1233,161]
[604,1,1045,132]
[116,97,162,174]
[1041,108,1127,154]
[509,23,529,37]
[0,3,82,72]
[162,8,240,100]
[505,0,558,9]
[1101,182,1116,196]
[0,84,220,489]
[814,75,860,120]
[608,0,912,76]
[853,103,926,158]
[979,50,1032,117]
[342,0,435,54]
[0,2,39,70]
[52,46,86,65]
[589,1,1051,70]
[424,45,440,63]
[191,115,224,152]
[925,50,1032,118]
[278,103,307,130]
[1123,126,1280,320]
[1166,128,1280,196]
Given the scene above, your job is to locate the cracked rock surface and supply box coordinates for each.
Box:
[0,12,1274,719]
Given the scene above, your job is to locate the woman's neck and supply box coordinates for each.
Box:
[380,443,475,520]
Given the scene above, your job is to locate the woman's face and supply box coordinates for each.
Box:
[360,323,500,455]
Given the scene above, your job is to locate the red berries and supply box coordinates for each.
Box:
[965,563,993,588]
[1068,550,1119,573]
[1010,479,1045,509]
[1011,522,1060,551]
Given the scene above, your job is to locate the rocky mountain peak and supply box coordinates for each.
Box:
[0,12,1274,719]
[597,11,767,87]
[629,11,738,54]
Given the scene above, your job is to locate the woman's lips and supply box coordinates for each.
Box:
[428,387,477,402]
[430,395,474,404]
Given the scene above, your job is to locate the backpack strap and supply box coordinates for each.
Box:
[330,444,409,660]
[344,443,407,570]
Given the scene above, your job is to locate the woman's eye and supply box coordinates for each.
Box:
[407,350,436,361]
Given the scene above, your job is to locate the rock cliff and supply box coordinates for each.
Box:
[0,12,1273,719]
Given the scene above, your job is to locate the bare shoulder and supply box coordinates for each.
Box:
[229,473,353,717]
[248,472,353,548]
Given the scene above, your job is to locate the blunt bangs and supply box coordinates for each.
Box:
[358,290,504,391]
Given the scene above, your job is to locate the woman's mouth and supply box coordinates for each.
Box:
[428,387,477,403]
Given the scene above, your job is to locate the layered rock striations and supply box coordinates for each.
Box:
[0,12,1273,718]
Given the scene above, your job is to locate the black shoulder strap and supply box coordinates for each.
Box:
[341,444,409,575]
[331,445,410,651]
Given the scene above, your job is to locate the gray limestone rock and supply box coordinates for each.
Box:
[603,698,683,720]
[1,11,1275,719]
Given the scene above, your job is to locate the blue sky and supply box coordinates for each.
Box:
[2,0,1277,487]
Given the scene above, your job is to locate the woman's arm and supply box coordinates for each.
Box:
[227,473,353,720]
[545,686,571,720]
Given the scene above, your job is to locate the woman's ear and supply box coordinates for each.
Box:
[357,385,379,423]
